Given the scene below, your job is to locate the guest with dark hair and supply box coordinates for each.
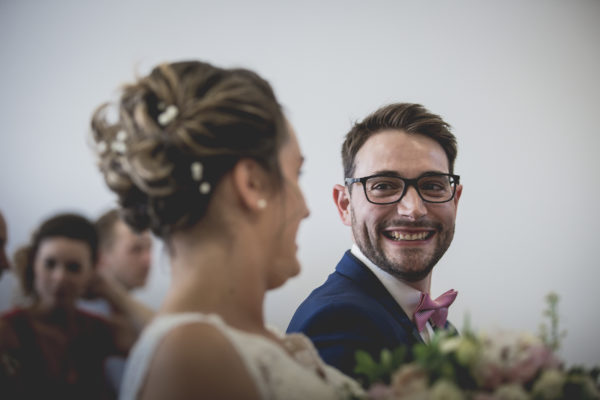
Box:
[0,211,23,314]
[0,211,9,276]
[0,212,137,399]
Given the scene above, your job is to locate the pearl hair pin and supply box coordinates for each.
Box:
[116,130,127,142]
[191,161,211,195]
[97,141,108,154]
[109,130,128,154]
[199,182,211,195]
[158,105,179,126]
[191,162,203,181]
[110,141,126,154]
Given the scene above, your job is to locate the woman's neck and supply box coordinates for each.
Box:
[162,232,269,334]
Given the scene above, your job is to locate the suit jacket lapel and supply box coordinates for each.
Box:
[335,251,424,344]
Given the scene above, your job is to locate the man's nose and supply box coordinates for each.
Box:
[396,186,427,220]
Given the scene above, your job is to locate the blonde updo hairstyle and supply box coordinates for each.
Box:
[91,61,287,239]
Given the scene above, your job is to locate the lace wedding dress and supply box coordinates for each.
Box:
[119,313,364,400]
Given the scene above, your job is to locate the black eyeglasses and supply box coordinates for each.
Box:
[345,172,460,204]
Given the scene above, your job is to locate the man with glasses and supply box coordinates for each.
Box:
[287,103,463,383]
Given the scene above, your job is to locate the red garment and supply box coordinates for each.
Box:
[0,308,118,400]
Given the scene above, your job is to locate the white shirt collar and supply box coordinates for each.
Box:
[350,244,422,319]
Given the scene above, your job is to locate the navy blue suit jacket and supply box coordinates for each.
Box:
[287,251,454,381]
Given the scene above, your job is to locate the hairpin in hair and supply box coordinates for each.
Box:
[109,130,128,154]
[110,141,126,154]
[116,130,127,142]
[158,105,179,126]
[97,141,108,155]
[191,162,203,181]
[191,161,211,195]
[199,182,211,195]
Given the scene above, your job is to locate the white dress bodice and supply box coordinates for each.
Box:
[119,313,364,400]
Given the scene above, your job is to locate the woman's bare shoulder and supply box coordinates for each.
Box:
[139,320,261,400]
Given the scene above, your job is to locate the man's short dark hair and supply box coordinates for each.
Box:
[341,103,458,179]
[95,209,121,250]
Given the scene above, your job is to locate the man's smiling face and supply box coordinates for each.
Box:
[343,129,462,282]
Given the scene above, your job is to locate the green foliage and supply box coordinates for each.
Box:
[354,293,599,399]
[353,331,480,390]
[412,332,479,390]
[354,346,407,386]
[538,292,567,352]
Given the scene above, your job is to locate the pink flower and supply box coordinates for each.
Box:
[472,331,561,390]
[474,361,505,390]
[505,343,560,384]
[367,383,394,400]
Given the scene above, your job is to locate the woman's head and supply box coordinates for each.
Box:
[263,124,309,288]
[15,213,98,309]
[91,61,288,239]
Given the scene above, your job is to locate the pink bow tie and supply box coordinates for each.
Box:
[413,289,457,332]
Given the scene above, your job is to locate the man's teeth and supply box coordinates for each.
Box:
[389,231,429,241]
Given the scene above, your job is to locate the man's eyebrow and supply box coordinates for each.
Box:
[368,169,449,178]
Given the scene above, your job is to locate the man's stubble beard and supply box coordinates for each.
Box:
[350,209,455,282]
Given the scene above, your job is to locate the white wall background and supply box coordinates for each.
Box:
[1,0,598,367]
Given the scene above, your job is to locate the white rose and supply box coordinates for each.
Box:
[493,384,529,400]
[531,369,565,400]
[429,380,465,400]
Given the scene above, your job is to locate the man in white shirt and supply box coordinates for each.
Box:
[79,209,154,394]
[288,103,463,383]
[96,209,153,293]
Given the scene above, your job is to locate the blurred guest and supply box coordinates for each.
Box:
[80,209,154,394]
[96,209,152,291]
[0,211,9,276]
[80,208,154,326]
[0,213,136,399]
[0,211,23,314]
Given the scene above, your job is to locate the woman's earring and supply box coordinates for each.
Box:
[257,199,267,210]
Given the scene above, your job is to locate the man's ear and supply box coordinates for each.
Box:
[453,184,463,208]
[231,159,270,212]
[333,184,352,227]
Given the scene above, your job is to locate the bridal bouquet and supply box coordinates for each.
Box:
[354,294,599,400]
